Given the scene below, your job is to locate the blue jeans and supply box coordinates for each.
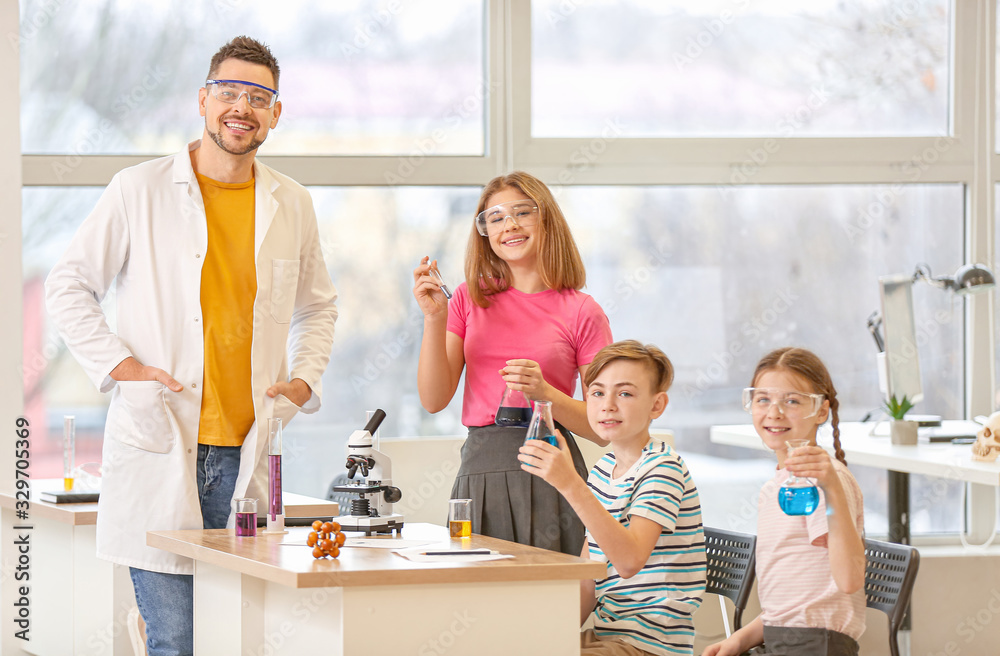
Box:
[130,443,242,656]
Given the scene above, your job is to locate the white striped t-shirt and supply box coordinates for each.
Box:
[586,438,706,656]
[755,459,866,640]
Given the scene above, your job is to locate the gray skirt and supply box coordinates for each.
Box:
[758,626,859,656]
[451,423,589,555]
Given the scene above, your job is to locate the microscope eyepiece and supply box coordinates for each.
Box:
[362,409,386,436]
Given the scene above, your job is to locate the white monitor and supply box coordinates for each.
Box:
[879,274,924,405]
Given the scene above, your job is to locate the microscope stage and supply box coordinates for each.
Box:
[333,513,404,536]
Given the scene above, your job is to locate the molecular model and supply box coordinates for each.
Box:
[308,520,346,559]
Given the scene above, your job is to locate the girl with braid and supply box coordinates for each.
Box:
[704,347,866,656]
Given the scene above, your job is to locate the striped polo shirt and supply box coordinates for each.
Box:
[755,459,866,640]
[587,438,706,656]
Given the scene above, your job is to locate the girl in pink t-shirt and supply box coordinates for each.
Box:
[704,347,866,656]
[411,171,612,555]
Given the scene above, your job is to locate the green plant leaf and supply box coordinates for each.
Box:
[883,394,915,420]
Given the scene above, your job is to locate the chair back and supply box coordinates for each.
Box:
[704,527,757,632]
[864,538,920,656]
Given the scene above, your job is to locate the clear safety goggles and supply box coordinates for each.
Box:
[742,387,825,419]
[475,201,539,236]
[205,79,278,109]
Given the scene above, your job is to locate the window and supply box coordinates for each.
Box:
[20,0,486,156]
[552,183,964,536]
[532,0,950,137]
[15,1,996,540]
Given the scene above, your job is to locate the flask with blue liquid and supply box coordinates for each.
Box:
[523,400,559,452]
[778,439,819,515]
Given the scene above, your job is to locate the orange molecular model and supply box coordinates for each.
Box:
[308,520,346,559]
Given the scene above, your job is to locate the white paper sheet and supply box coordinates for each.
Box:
[392,547,514,563]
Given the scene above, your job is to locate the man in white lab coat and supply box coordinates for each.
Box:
[45,36,338,656]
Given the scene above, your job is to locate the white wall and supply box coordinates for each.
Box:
[0,0,23,499]
[2,4,26,654]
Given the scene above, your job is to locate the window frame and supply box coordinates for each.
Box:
[4,0,998,542]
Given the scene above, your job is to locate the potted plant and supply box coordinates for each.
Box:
[884,395,918,445]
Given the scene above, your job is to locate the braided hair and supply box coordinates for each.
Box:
[751,347,847,467]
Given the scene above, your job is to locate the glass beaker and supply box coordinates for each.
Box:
[523,400,559,449]
[495,386,532,428]
[234,498,258,537]
[778,439,819,515]
[449,498,472,538]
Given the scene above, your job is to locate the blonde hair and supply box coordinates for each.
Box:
[464,171,586,308]
[751,347,847,466]
[584,340,674,394]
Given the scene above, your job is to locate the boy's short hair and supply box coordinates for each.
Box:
[584,340,674,393]
[208,36,281,89]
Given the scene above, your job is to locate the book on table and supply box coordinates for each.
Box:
[39,490,99,504]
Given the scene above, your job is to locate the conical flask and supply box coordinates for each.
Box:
[778,439,819,515]
[523,400,558,448]
[495,386,532,427]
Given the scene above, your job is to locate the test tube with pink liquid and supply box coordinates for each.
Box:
[263,417,286,534]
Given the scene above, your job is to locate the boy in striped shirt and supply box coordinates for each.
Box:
[519,340,706,656]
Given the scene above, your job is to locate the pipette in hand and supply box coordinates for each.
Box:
[429,266,452,300]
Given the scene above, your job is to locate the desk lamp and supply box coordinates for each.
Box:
[869,263,995,347]
[869,262,995,550]
[868,263,995,394]
[910,262,995,296]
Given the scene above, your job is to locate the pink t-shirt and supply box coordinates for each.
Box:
[446,282,613,427]
[755,459,866,641]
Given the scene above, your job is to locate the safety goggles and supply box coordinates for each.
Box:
[742,387,825,419]
[205,79,278,109]
[475,201,539,237]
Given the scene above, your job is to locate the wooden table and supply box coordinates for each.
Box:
[0,480,337,656]
[148,522,604,655]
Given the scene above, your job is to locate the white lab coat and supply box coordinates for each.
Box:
[44,141,338,574]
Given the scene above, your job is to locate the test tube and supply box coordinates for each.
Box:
[63,416,75,491]
[429,267,452,300]
[264,418,286,534]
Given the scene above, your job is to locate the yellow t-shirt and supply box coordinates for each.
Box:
[196,171,256,446]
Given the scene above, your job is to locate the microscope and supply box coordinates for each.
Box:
[330,409,404,535]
